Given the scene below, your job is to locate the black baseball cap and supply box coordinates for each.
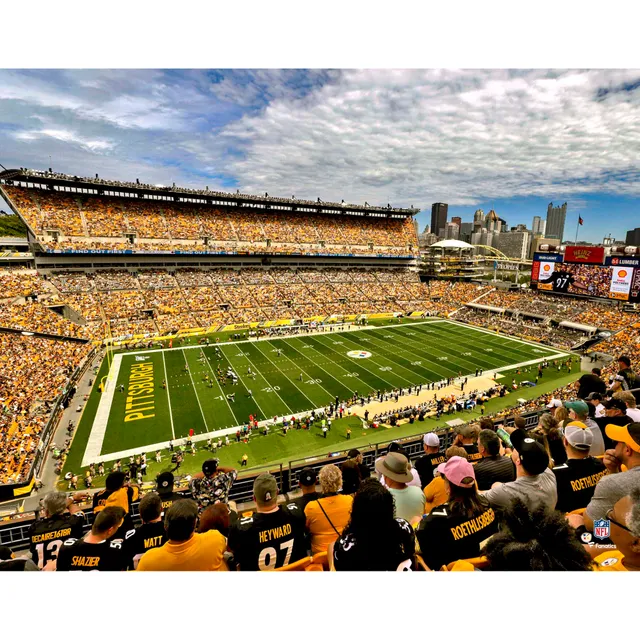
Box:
[510,429,549,476]
[603,398,628,413]
[585,392,603,401]
[299,467,317,487]
[202,458,220,476]
[156,471,174,495]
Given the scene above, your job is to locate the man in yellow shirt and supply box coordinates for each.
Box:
[137,499,227,571]
[593,489,640,571]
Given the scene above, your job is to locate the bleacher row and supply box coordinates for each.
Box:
[3,185,418,256]
[0,411,542,552]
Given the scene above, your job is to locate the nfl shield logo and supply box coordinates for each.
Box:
[594,519,611,540]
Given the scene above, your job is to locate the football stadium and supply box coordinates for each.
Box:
[0,165,639,574]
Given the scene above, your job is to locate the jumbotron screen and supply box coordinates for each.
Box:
[531,248,640,303]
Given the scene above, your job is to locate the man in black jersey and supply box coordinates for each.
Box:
[552,422,606,513]
[0,546,39,571]
[156,472,187,515]
[55,507,127,571]
[414,433,446,488]
[128,492,167,569]
[228,473,307,571]
[29,491,86,569]
[453,425,482,462]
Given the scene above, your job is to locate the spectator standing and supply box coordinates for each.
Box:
[332,479,416,571]
[375,452,426,524]
[346,449,371,481]
[155,471,186,514]
[290,467,320,511]
[414,432,446,489]
[228,474,307,571]
[190,459,237,511]
[576,368,607,399]
[305,465,353,555]
[417,456,498,570]
[482,429,557,512]
[609,355,640,403]
[552,422,606,513]
[137,500,227,571]
[474,430,516,491]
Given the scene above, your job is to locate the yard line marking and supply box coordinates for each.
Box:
[181,349,210,431]
[199,347,242,425]
[162,350,176,440]
[252,340,327,405]
[233,343,294,414]
[81,352,123,467]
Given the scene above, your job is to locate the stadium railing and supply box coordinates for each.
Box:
[0,409,543,553]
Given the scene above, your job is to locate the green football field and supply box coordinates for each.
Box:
[73,319,570,468]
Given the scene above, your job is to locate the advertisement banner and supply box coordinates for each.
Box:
[609,266,634,300]
[536,261,557,289]
[629,268,640,303]
[531,261,540,281]
[533,252,564,263]
[564,245,605,264]
[606,256,640,268]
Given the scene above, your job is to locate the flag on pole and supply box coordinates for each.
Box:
[578,216,584,226]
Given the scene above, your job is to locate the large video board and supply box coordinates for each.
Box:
[531,252,640,303]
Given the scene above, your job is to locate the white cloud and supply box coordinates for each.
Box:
[14,129,115,152]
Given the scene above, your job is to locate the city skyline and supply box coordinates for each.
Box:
[0,69,638,244]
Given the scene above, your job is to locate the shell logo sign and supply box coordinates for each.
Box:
[543,264,551,272]
[618,270,628,278]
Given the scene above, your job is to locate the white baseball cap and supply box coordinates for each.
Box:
[423,432,440,447]
[546,399,562,409]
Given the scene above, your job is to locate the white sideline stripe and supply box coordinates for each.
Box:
[82,353,123,467]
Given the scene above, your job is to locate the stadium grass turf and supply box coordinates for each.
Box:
[59,325,579,491]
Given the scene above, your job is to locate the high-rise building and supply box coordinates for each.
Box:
[451,216,462,227]
[444,222,460,240]
[474,209,485,225]
[546,202,567,241]
[459,222,473,243]
[431,203,448,238]
[494,229,533,260]
[532,215,546,236]
[625,228,640,246]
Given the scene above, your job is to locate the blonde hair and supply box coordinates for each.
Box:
[614,390,637,409]
[319,464,343,494]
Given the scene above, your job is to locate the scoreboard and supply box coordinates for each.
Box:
[531,249,640,303]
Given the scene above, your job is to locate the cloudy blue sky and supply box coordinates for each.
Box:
[0,69,638,243]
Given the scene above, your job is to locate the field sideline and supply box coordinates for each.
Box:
[76,319,570,467]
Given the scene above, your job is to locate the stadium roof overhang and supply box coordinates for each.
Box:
[0,168,419,219]
[559,320,597,333]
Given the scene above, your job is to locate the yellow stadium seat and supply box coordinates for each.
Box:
[274,556,312,572]
[310,551,329,570]
[414,554,432,571]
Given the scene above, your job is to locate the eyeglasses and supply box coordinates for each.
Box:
[605,508,632,534]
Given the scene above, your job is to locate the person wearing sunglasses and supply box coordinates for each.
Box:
[593,490,640,571]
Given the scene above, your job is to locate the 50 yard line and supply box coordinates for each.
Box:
[161,350,176,440]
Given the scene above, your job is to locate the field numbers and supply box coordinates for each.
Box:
[411,361,422,366]
[304,378,322,385]
[261,386,281,393]
[379,366,393,371]
[461,351,472,356]
[485,348,493,352]
[344,372,360,378]
[437,356,448,361]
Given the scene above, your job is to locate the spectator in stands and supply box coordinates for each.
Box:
[546,398,563,416]
[453,425,482,462]
[0,546,39,571]
[417,456,498,570]
[552,422,606,513]
[290,467,320,511]
[534,412,567,466]
[414,432,445,489]
[92,471,137,541]
[198,503,236,539]
[137,499,227,571]
[375,452,426,524]
[346,449,371,480]
[128,492,167,569]
[564,400,605,456]
[583,423,640,531]
[592,490,640,571]
[190,458,238,511]
[609,355,640,402]
[28,491,86,570]
[155,471,186,514]
[331,479,416,571]
[482,429,557,512]
[55,507,127,571]
[484,499,592,571]
[228,473,307,571]
[586,392,606,418]
[614,390,640,422]
[577,368,607,399]
[423,446,468,513]
[340,459,362,495]
[378,442,422,488]
[474,429,516,491]
[305,464,353,555]
[595,398,633,449]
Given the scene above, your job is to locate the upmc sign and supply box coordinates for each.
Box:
[563,245,605,264]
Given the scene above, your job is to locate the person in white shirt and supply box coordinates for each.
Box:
[375,452,426,525]
[376,443,422,489]
[586,392,606,418]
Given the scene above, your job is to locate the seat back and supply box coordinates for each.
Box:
[274,556,312,572]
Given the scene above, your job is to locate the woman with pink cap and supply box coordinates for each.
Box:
[416,456,498,570]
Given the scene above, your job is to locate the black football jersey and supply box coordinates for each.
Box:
[28,512,85,569]
[128,521,167,569]
[552,457,607,513]
[228,503,307,571]
[56,537,127,571]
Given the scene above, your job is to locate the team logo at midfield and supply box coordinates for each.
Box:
[594,519,611,540]
[347,350,372,359]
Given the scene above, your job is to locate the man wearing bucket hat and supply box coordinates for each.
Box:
[417,456,498,570]
[375,452,425,524]
[482,429,557,512]
[552,421,606,513]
